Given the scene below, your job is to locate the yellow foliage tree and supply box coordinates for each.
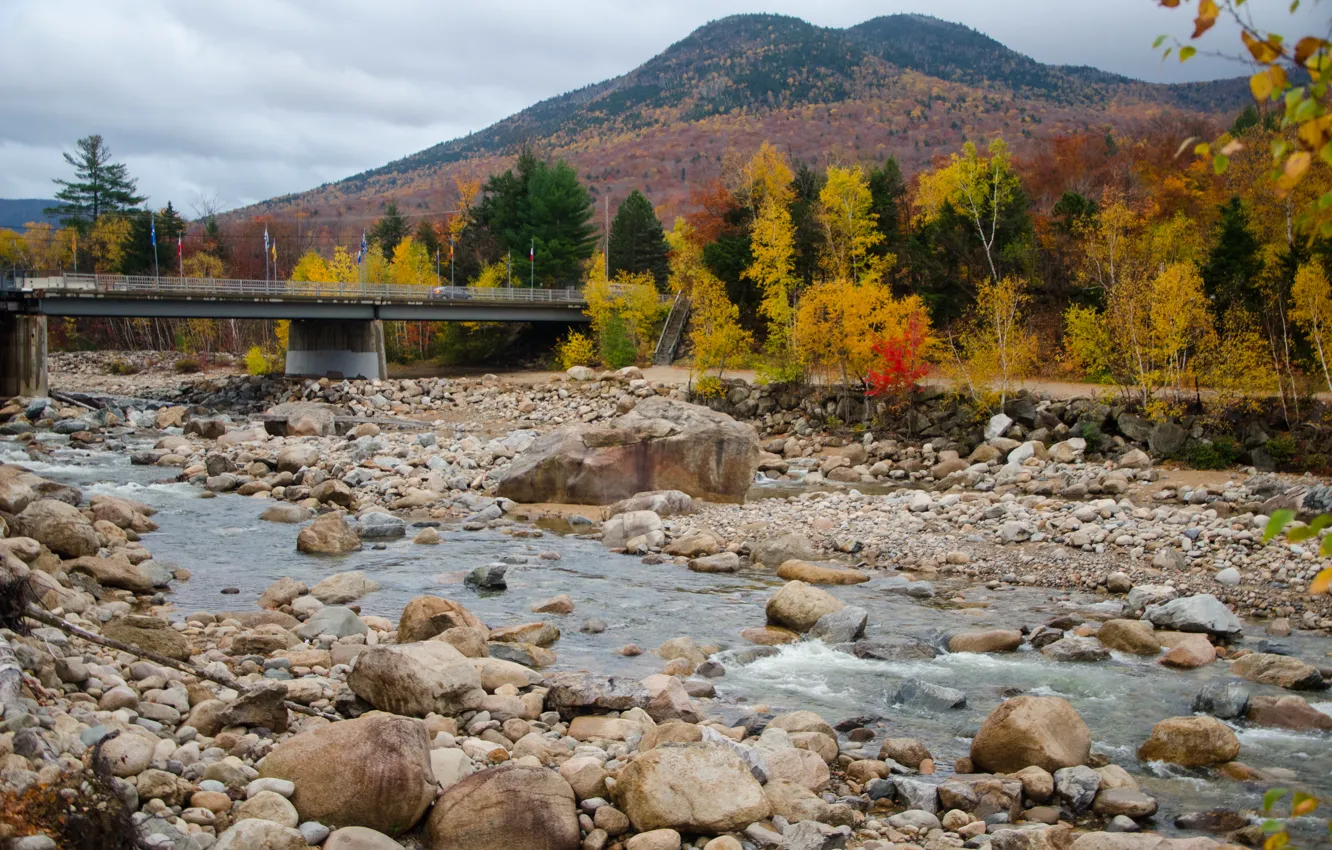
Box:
[744,197,799,379]
[1292,260,1332,392]
[182,253,224,279]
[87,216,131,273]
[818,164,889,283]
[584,268,666,367]
[669,220,752,378]
[913,138,1018,281]
[951,275,1038,408]
[290,250,330,284]
[742,141,794,212]
[327,246,358,284]
[390,237,434,286]
[793,278,930,412]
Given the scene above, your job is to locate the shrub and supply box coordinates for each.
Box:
[694,375,725,398]
[598,313,637,369]
[556,330,596,370]
[1266,435,1297,468]
[173,358,201,374]
[107,358,140,376]
[245,346,276,376]
[1183,437,1242,470]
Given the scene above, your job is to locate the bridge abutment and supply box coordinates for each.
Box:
[0,313,48,399]
[284,318,386,380]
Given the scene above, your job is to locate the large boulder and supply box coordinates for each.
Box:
[276,445,321,474]
[16,499,99,557]
[0,464,43,514]
[543,672,650,719]
[66,553,155,593]
[614,744,771,833]
[258,714,435,833]
[607,490,695,518]
[102,616,191,661]
[1142,595,1242,638]
[427,764,579,850]
[1245,695,1332,731]
[296,513,362,554]
[1137,717,1239,767]
[310,571,379,604]
[751,531,820,567]
[1231,652,1327,691]
[602,510,665,551]
[1095,620,1161,656]
[496,397,760,504]
[266,402,336,437]
[348,642,485,717]
[776,560,868,585]
[398,595,485,643]
[765,580,844,633]
[971,696,1092,774]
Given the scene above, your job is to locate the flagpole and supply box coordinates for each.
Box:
[530,238,534,289]
[151,213,160,282]
[450,235,455,287]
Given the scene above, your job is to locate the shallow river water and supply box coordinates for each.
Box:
[5,436,1332,840]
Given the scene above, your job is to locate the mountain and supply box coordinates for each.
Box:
[0,199,61,229]
[242,14,1249,224]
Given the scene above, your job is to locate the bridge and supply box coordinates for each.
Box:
[1,273,593,394]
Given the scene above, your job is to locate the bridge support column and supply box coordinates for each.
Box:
[284,318,386,380]
[0,313,47,399]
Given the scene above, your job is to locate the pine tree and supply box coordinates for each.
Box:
[47,134,146,228]
[608,190,669,291]
[370,202,409,257]
[1202,196,1263,316]
[526,160,596,286]
[120,202,186,276]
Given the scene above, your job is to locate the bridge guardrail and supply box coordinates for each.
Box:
[16,274,589,306]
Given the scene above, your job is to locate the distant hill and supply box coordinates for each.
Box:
[239,13,1249,226]
[0,199,61,229]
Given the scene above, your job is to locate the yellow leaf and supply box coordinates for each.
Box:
[1286,151,1312,181]
[1291,797,1320,817]
[1311,567,1332,594]
[1295,35,1325,66]
[1180,45,1197,62]
[1252,70,1275,101]
[1193,0,1219,38]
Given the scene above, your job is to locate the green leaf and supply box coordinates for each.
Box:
[1309,514,1331,534]
[1214,154,1230,174]
[1288,525,1316,542]
[1292,0,1301,11]
[1180,46,1197,62]
[1263,818,1286,833]
[1320,190,1332,209]
[1154,34,1168,49]
[1320,534,1332,557]
[1264,510,1296,542]
[1264,788,1289,813]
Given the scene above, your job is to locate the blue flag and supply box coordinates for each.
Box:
[357,231,367,265]
[150,215,156,247]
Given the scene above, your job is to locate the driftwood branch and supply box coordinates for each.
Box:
[23,606,335,720]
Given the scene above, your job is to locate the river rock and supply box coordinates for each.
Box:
[1245,695,1332,731]
[310,570,378,604]
[348,641,484,717]
[267,402,337,437]
[398,595,486,642]
[236,789,300,828]
[258,577,307,609]
[971,696,1092,774]
[607,490,695,517]
[357,510,406,539]
[893,677,966,710]
[1141,594,1242,638]
[879,738,933,769]
[214,819,308,850]
[1158,634,1216,669]
[949,629,1022,653]
[764,747,831,791]
[1041,637,1110,662]
[540,672,651,719]
[66,552,155,592]
[218,681,290,733]
[614,744,770,832]
[0,464,42,513]
[296,513,362,554]
[16,499,99,557]
[776,560,868,585]
[427,764,580,850]
[808,605,868,643]
[295,605,366,640]
[1095,620,1160,656]
[689,552,741,573]
[1137,717,1239,766]
[258,713,435,832]
[1054,765,1100,813]
[276,445,321,474]
[496,397,760,504]
[752,531,820,567]
[260,504,314,524]
[765,580,845,632]
[602,510,664,551]
[1192,682,1250,719]
[1231,652,1326,690]
[1093,789,1158,819]
[324,827,406,850]
[103,615,191,661]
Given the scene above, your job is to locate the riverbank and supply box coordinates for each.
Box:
[0,363,1330,849]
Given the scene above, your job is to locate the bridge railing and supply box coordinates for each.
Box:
[21,274,589,305]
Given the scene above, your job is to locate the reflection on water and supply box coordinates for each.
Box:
[5,437,1332,836]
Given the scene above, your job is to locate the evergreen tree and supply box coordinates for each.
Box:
[414,220,442,275]
[1202,196,1264,316]
[120,203,186,276]
[47,134,146,228]
[608,190,669,290]
[790,163,825,289]
[370,202,409,257]
[867,158,907,260]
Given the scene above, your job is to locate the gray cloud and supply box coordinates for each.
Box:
[0,0,1315,212]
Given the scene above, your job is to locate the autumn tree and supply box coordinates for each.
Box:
[371,202,409,257]
[1293,260,1332,392]
[46,134,146,228]
[818,164,889,283]
[739,145,799,380]
[952,275,1038,408]
[584,254,667,368]
[667,220,751,378]
[914,138,1022,282]
[608,190,669,291]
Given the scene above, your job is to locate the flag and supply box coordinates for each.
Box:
[150,215,157,247]
[449,234,454,259]
[357,231,366,265]
[271,240,277,264]
[529,239,534,262]
[177,233,183,275]
[264,225,270,254]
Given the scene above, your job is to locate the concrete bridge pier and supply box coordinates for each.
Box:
[0,313,48,398]
[284,318,387,380]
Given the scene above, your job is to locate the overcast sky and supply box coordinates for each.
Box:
[0,0,1315,215]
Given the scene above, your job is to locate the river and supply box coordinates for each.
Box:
[4,433,1331,840]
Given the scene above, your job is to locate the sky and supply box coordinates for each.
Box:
[0,0,1318,215]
